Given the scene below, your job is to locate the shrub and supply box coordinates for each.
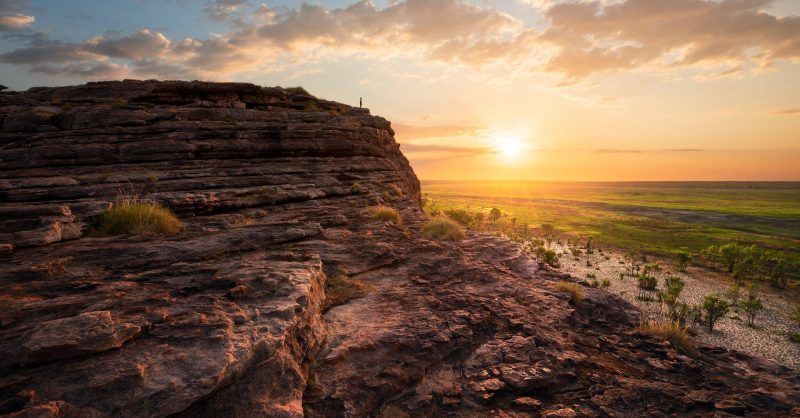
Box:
[702,295,730,332]
[724,284,741,306]
[600,279,611,288]
[790,333,800,344]
[534,245,561,267]
[638,321,697,356]
[676,250,692,272]
[95,198,183,236]
[489,207,502,223]
[553,281,583,304]
[587,273,596,279]
[443,208,474,227]
[323,274,371,311]
[350,182,362,193]
[658,276,685,317]
[388,183,403,196]
[740,293,764,326]
[368,206,402,224]
[637,274,657,300]
[422,217,465,241]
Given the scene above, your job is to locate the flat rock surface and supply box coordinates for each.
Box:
[1,81,798,417]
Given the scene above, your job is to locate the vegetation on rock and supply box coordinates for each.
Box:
[95,197,183,236]
[553,281,584,304]
[368,206,402,225]
[422,217,465,241]
[638,321,698,356]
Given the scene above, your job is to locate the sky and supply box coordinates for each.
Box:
[1,0,799,181]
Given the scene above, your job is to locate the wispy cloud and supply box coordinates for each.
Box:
[592,148,704,153]
[773,108,799,115]
[394,123,484,140]
[400,143,494,155]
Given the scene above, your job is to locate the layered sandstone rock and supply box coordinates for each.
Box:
[0,81,798,417]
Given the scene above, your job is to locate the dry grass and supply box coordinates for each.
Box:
[388,183,403,196]
[553,281,584,304]
[368,206,402,224]
[638,321,698,356]
[95,192,183,236]
[324,275,372,311]
[422,216,465,241]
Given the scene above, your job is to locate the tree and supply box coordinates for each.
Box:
[740,285,764,327]
[624,251,642,276]
[637,266,658,300]
[676,250,692,272]
[658,276,685,318]
[724,284,741,307]
[540,223,555,239]
[718,243,744,273]
[489,207,502,223]
[702,295,730,333]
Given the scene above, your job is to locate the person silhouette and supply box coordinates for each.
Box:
[359,97,362,108]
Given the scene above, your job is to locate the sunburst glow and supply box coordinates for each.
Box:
[491,131,528,160]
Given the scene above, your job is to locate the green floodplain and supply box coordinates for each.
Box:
[421,180,800,280]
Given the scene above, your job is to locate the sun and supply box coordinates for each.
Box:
[491,131,526,159]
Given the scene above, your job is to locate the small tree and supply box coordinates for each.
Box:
[740,288,764,327]
[702,295,730,333]
[724,284,741,307]
[658,276,685,318]
[676,250,692,272]
[689,304,703,332]
[489,207,502,223]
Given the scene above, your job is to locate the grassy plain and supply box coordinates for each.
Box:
[422,181,800,278]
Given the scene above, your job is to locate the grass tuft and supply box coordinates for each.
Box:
[553,281,584,304]
[422,216,465,241]
[95,193,183,236]
[368,206,402,224]
[638,321,698,356]
[324,275,372,311]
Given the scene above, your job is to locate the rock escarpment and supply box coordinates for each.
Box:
[1,81,799,417]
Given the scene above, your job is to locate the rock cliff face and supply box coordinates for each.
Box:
[1,81,798,417]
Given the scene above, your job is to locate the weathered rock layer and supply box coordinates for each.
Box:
[1,81,798,417]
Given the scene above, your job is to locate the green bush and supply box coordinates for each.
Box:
[534,245,561,267]
[702,295,730,332]
[443,208,474,227]
[368,206,402,224]
[422,217,465,241]
[95,200,183,235]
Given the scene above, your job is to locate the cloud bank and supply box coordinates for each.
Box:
[0,0,798,82]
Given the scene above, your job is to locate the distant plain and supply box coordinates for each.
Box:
[421,180,800,279]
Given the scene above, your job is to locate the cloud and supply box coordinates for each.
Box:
[0,12,33,31]
[203,0,250,22]
[591,148,704,153]
[539,0,800,80]
[400,143,494,155]
[394,123,484,140]
[773,108,799,114]
[0,0,34,32]
[0,0,798,83]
